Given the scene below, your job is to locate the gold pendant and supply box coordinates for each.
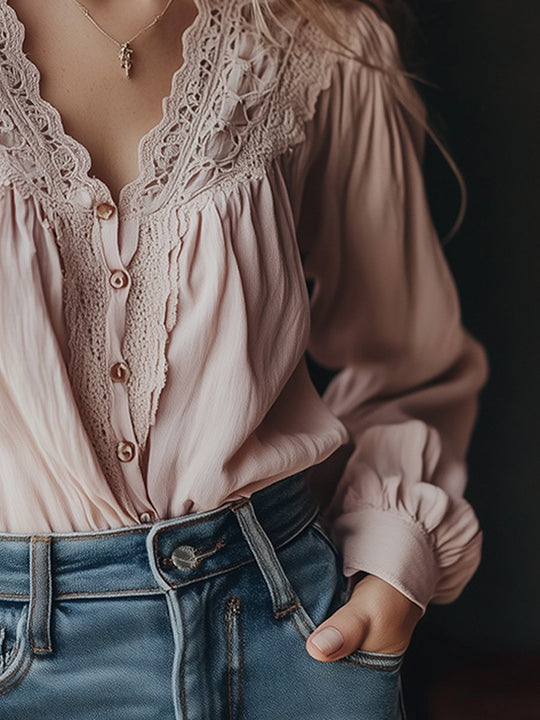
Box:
[118,43,133,78]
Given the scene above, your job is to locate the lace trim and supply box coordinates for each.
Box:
[0,0,213,216]
[0,2,99,208]
[123,211,184,451]
[0,0,352,484]
[0,0,346,213]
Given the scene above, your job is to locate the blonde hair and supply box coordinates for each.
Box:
[250,0,466,243]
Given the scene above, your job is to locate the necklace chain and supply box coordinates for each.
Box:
[70,0,176,78]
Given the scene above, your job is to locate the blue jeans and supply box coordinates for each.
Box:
[0,472,406,719]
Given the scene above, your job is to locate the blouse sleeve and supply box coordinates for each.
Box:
[296,10,489,613]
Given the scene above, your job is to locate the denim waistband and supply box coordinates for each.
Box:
[0,472,318,601]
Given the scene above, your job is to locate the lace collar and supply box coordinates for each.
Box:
[0,0,337,221]
[0,0,224,218]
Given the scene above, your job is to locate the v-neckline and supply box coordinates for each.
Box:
[1,0,209,213]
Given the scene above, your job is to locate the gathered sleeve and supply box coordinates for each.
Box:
[296,10,489,613]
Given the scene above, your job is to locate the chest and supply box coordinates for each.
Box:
[6,0,198,205]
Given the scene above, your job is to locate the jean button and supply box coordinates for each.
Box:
[171,545,199,570]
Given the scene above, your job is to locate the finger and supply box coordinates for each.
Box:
[305,601,370,662]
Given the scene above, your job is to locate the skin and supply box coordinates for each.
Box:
[9,0,199,205]
[9,0,424,660]
[306,573,423,662]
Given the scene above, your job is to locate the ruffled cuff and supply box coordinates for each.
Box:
[327,483,483,613]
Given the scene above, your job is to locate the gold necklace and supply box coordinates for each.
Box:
[70,0,176,78]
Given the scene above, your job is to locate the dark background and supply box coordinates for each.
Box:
[401,0,540,717]
[308,1,540,715]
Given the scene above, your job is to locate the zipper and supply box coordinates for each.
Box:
[225,596,243,720]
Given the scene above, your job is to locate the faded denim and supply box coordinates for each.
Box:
[0,472,406,719]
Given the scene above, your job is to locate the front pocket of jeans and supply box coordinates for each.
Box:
[291,604,405,671]
[278,523,405,673]
[0,602,34,695]
[310,514,342,560]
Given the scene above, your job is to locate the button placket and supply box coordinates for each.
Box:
[94,203,155,518]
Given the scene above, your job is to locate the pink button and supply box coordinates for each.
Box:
[116,440,136,463]
[96,202,115,220]
[110,362,131,383]
[109,270,129,289]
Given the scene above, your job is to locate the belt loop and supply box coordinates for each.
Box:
[29,537,53,654]
[231,500,300,619]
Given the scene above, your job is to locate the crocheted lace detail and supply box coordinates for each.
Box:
[51,213,131,499]
[0,0,344,215]
[123,212,184,452]
[0,3,98,207]
[0,0,348,482]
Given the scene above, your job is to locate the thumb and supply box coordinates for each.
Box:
[305,600,369,662]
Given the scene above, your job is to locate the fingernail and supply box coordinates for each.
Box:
[310,627,344,655]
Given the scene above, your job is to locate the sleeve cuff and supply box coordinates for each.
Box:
[330,507,440,613]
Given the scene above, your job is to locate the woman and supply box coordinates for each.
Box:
[0,0,488,717]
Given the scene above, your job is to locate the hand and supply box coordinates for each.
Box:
[305,573,423,662]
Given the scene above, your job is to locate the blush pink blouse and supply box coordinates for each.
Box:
[0,0,488,611]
